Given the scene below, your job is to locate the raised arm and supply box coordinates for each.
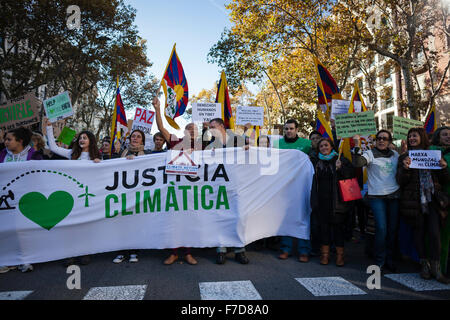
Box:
[43,118,72,159]
[152,97,171,143]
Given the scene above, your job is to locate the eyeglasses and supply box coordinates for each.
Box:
[376,136,390,141]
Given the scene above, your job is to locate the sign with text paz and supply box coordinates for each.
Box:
[132,107,155,150]
[43,91,73,123]
[192,103,222,123]
[165,150,199,176]
[335,111,377,138]
[0,92,40,131]
[236,106,264,127]
[409,150,442,170]
[393,116,424,140]
[331,100,362,120]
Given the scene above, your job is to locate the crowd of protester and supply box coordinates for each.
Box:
[0,100,449,285]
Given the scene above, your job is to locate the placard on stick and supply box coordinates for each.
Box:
[0,92,41,130]
[43,91,73,123]
[393,116,423,140]
[192,103,221,123]
[335,111,377,138]
[409,150,442,170]
[236,106,264,126]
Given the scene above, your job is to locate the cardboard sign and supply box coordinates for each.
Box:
[192,103,221,123]
[43,91,73,123]
[57,127,77,145]
[335,111,377,138]
[409,150,442,169]
[236,106,264,126]
[0,92,41,130]
[393,116,424,140]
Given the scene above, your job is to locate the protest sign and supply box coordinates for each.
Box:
[236,106,264,126]
[393,116,424,140]
[165,149,200,176]
[409,150,442,169]
[0,92,40,130]
[132,107,155,150]
[43,91,73,123]
[335,111,377,138]
[331,100,350,120]
[192,103,221,123]
[0,149,313,266]
[57,127,77,145]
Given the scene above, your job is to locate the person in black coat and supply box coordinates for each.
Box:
[396,127,449,284]
[310,138,355,266]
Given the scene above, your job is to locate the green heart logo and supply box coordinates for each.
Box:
[19,191,74,230]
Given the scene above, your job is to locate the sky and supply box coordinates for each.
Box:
[125,0,233,136]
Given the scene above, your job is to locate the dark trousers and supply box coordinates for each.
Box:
[320,222,345,247]
[414,206,441,261]
[311,208,321,253]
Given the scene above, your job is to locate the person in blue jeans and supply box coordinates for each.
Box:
[274,120,312,262]
[353,130,400,273]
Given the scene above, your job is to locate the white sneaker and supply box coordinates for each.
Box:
[129,254,138,263]
[18,264,33,273]
[113,255,125,264]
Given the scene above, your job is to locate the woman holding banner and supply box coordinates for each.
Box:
[310,138,355,266]
[44,117,100,266]
[397,127,449,284]
[0,127,42,273]
[44,118,101,163]
[353,130,400,273]
[111,129,150,264]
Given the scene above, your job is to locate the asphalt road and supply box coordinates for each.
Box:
[1,236,449,302]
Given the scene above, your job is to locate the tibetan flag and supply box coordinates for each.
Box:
[109,76,128,155]
[314,56,343,118]
[316,108,333,142]
[424,104,437,134]
[348,82,367,113]
[161,44,188,130]
[215,71,234,130]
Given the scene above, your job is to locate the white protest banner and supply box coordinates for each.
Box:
[0,92,41,130]
[236,106,264,126]
[409,150,442,169]
[0,149,313,266]
[43,91,73,123]
[132,107,155,150]
[331,99,351,120]
[192,103,221,123]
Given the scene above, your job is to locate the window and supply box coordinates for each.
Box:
[386,112,394,131]
[384,66,392,84]
[358,79,364,91]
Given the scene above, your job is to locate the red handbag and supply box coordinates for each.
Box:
[338,178,362,202]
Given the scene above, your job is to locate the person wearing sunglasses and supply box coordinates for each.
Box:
[353,130,400,273]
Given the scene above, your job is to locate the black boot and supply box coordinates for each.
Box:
[430,260,450,284]
[419,259,431,280]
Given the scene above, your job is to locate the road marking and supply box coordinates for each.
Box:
[295,277,367,297]
[0,291,33,300]
[83,285,147,300]
[199,280,262,300]
[385,273,450,291]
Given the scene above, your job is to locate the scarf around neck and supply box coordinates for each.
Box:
[319,150,338,161]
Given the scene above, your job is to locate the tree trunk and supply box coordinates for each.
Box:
[401,64,418,119]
